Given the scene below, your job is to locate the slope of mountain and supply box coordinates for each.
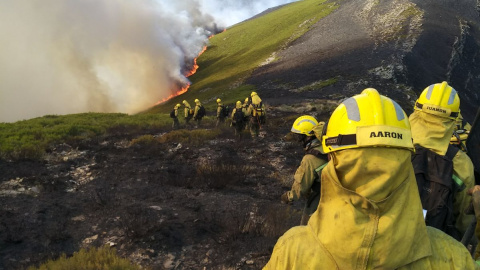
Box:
[248,0,480,121]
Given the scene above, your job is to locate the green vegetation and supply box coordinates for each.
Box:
[28,246,140,270]
[294,77,339,92]
[0,113,169,160]
[157,128,222,146]
[150,0,338,113]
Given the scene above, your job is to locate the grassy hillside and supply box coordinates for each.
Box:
[148,0,338,113]
[0,113,170,160]
[0,0,337,160]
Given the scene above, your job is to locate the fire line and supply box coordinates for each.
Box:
[156,28,225,105]
[155,45,208,105]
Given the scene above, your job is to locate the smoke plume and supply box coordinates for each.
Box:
[0,0,296,122]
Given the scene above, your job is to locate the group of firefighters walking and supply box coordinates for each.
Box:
[171,91,266,138]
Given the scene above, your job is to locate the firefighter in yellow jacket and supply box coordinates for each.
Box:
[216,98,226,127]
[172,103,181,129]
[231,101,246,137]
[281,115,328,225]
[247,92,266,138]
[409,81,475,239]
[193,99,204,128]
[264,88,478,270]
[182,100,193,126]
[243,97,251,131]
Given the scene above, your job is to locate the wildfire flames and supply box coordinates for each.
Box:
[156,29,226,105]
[185,46,207,77]
[156,45,208,105]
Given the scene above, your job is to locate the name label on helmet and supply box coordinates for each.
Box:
[369,131,403,139]
[356,125,413,150]
[425,106,447,114]
[419,103,452,118]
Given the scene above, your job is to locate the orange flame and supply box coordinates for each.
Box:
[155,83,190,105]
[184,46,207,77]
[157,29,226,105]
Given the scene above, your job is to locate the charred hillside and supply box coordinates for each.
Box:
[248,0,480,121]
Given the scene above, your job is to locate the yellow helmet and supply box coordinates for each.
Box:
[217,98,221,103]
[322,88,413,153]
[414,81,460,119]
[175,103,181,108]
[291,115,318,136]
[251,92,258,97]
[244,97,249,103]
[194,99,200,103]
[236,100,242,106]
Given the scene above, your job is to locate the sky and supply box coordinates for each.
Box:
[0,0,296,123]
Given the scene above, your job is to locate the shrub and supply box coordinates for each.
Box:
[129,135,158,147]
[157,128,222,146]
[195,161,254,189]
[28,246,140,270]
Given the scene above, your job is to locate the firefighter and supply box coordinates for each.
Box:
[193,99,205,128]
[243,97,251,131]
[247,92,266,138]
[231,100,246,137]
[216,98,226,127]
[409,82,475,240]
[281,115,328,225]
[264,88,478,270]
[172,103,181,129]
[182,100,193,126]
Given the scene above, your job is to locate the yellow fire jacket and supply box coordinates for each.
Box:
[264,148,478,270]
[287,141,327,208]
[183,101,192,118]
[409,110,475,235]
[216,103,223,118]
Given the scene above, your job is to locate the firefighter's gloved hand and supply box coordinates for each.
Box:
[281,192,292,204]
[467,185,480,220]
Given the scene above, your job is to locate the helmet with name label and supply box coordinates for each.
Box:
[322,88,413,153]
[414,81,460,119]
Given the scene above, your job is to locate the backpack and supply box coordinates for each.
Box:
[222,105,231,118]
[197,105,206,119]
[412,144,463,240]
[233,108,245,124]
[252,102,266,124]
[170,109,176,118]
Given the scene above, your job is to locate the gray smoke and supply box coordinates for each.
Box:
[0,0,296,122]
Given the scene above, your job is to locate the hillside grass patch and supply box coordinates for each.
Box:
[292,77,339,93]
[28,246,140,270]
[0,113,170,161]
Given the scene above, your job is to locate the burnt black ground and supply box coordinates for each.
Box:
[0,109,319,270]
